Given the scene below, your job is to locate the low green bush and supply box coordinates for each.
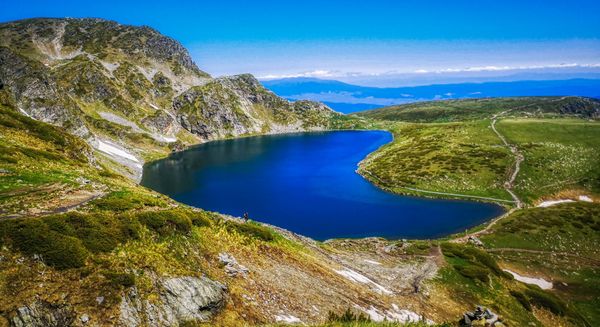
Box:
[225,221,274,241]
[454,265,489,283]
[3,218,89,269]
[190,211,213,227]
[92,190,166,212]
[524,286,566,316]
[104,271,136,288]
[327,308,370,323]
[441,243,510,284]
[136,210,192,236]
[510,290,532,311]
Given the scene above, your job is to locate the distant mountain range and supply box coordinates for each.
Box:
[261,78,600,113]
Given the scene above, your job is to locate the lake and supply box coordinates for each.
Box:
[141,131,504,240]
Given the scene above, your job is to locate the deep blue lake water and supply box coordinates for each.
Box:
[141,131,504,240]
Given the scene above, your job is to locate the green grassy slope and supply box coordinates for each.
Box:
[359,120,513,201]
[497,119,600,203]
[356,97,600,205]
[480,202,600,325]
[354,97,600,123]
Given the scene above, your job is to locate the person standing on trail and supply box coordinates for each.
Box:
[243,212,249,223]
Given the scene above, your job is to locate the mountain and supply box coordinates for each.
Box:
[261,77,600,113]
[0,18,338,180]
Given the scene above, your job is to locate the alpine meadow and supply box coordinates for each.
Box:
[0,1,599,327]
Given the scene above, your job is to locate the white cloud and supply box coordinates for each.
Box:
[413,62,600,74]
[259,70,337,79]
[258,63,600,81]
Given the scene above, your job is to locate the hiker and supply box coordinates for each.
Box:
[243,212,249,223]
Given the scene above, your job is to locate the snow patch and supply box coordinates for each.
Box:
[504,269,552,289]
[537,199,575,207]
[357,305,431,324]
[579,195,593,202]
[96,140,139,163]
[335,268,392,294]
[274,314,302,324]
[152,135,178,143]
[18,108,32,118]
[364,259,382,265]
[98,112,142,131]
[100,61,120,73]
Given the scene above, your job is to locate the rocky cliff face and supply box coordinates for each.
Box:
[174,74,334,140]
[0,18,337,180]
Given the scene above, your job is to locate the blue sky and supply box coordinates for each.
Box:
[2,0,600,85]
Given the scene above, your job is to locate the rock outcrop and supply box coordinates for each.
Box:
[10,301,75,327]
[174,74,334,140]
[119,276,227,326]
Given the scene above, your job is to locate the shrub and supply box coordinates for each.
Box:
[225,221,274,241]
[0,211,146,269]
[6,219,89,269]
[104,272,136,288]
[136,210,192,236]
[92,190,165,212]
[510,290,532,311]
[525,286,566,316]
[93,196,140,212]
[454,265,490,283]
[327,308,370,322]
[190,211,213,227]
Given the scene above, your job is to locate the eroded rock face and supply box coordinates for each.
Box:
[173,74,335,141]
[10,301,75,327]
[120,276,227,327]
[0,47,90,137]
[142,110,178,135]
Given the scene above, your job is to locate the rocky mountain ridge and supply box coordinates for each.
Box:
[0,18,337,180]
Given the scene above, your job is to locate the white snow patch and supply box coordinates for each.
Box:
[151,134,178,143]
[537,199,575,207]
[100,61,120,73]
[504,269,553,289]
[335,268,392,294]
[579,195,593,202]
[18,108,32,118]
[98,112,142,131]
[97,140,139,163]
[364,259,382,265]
[357,305,431,324]
[274,314,302,324]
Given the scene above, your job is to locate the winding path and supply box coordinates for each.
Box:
[490,110,524,208]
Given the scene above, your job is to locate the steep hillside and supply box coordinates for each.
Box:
[0,18,338,180]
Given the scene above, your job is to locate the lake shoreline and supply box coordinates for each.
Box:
[142,130,504,240]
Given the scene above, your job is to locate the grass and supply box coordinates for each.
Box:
[360,120,513,201]
[358,103,600,205]
[497,119,600,203]
[480,202,600,325]
[354,97,600,123]
[480,202,600,257]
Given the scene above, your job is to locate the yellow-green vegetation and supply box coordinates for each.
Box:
[356,97,600,205]
[436,241,589,326]
[355,97,600,123]
[360,120,513,201]
[480,203,600,324]
[497,119,600,203]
